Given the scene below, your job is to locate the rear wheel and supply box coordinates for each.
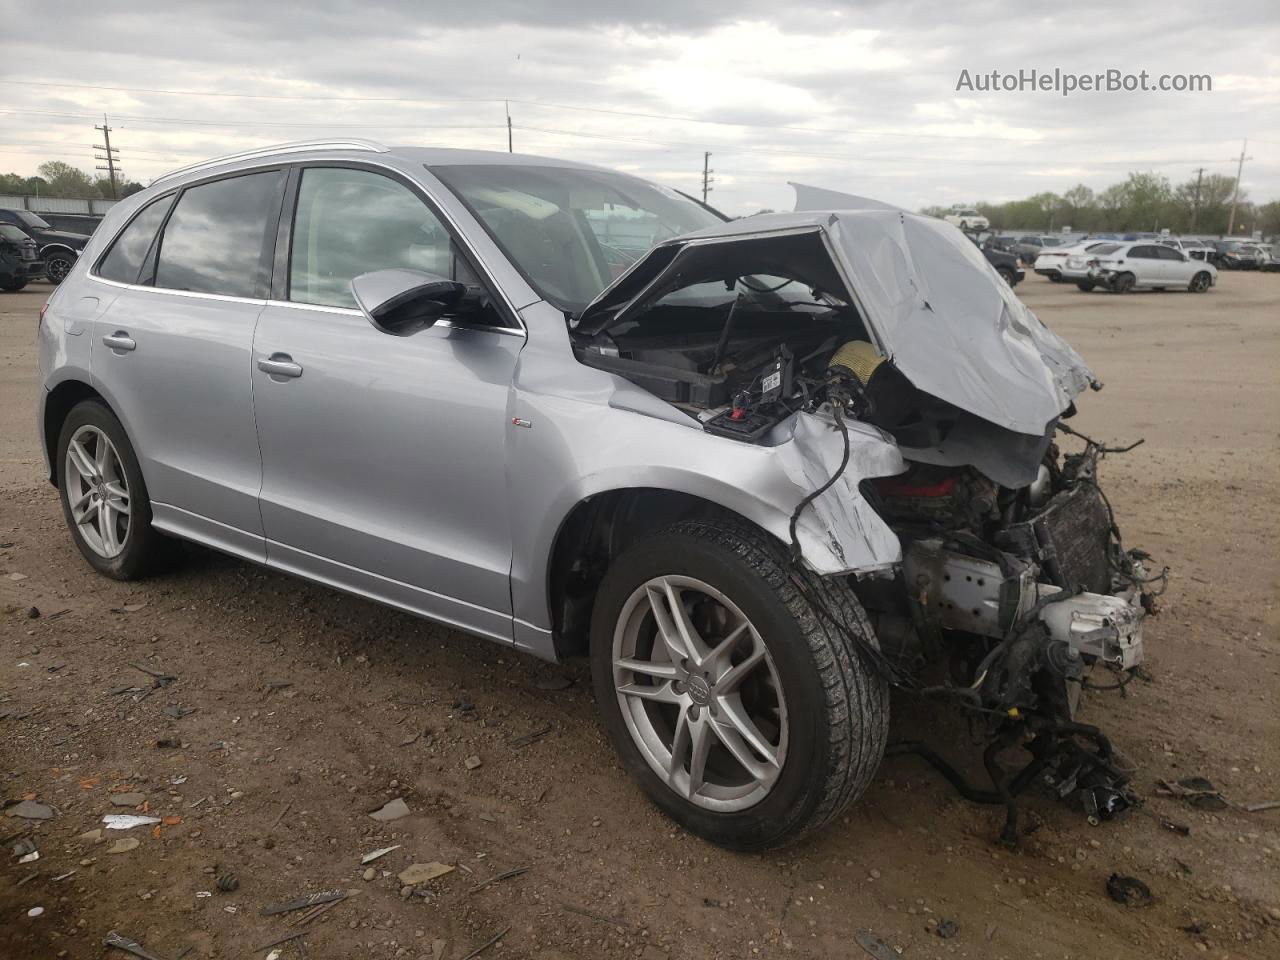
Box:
[0,276,27,291]
[45,252,75,285]
[1189,271,1212,292]
[56,400,166,580]
[590,519,889,850]
[997,266,1016,286]
[1076,280,1096,292]
[1111,272,1135,293]
[1048,272,1062,282]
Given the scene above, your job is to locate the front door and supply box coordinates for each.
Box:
[251,164,523,642]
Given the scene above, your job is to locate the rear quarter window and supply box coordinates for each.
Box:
[97,195,175,284]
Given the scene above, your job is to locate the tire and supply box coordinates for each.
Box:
[1189,271,1212,292]
[959,221,969,232]
[997,266,1016,286]
[1076,280,1096,292]
[1111,272,1135,293]
[589,518,889,850]
[1048,272,1062,282]
[56,400,166,580]
[45,252,75,285]
[0,276,27,291]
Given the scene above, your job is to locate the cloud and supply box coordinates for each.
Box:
[1,0,1275,213]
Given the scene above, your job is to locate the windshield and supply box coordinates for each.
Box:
[13,211,50,229]
[430,163,723,313]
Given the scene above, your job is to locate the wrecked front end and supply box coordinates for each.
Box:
[571,207,1166,839]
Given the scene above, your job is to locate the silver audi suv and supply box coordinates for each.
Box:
[38,141,1159,848]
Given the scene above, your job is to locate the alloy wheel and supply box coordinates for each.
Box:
[612,575,788,811]
[64,425,131,558]
[47,255,72,284]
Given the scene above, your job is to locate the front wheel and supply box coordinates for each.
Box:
[1076,280,1096,292]
[1111,272,1135,293]
[590,519,889,850]
[1189,271,1212,292]
[997,266,1016,286]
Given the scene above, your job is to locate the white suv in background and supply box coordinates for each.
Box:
[1082,241,1217,293]
[943,208,989,232]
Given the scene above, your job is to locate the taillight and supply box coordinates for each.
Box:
[39,301,49,329]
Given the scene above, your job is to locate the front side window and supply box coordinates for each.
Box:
[97,195,174,284]
[1129,246,1159,259]
[155,170,284,298]
[289,167,453,309]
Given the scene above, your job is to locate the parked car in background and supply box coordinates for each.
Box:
[943,207,989,232]
[982,234,1018,254]
[1012,234,1067,264]
[1083,241,1216,292]
[1260,245,1280,272]
[1211,240,1261,269]
[0,223,46,291]
[1158,238,1216,262]
[1032,240,1116,281]
[0,209,89,283]
[971,236,1023,285]
[1050,241,1125,284]
[40,213,104,235]
[37,140,1154,849]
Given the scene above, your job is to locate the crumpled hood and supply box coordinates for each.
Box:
[576,189,1095,439]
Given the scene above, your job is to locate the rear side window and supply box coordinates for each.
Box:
[97,196,174,284]
[155,171,284,297]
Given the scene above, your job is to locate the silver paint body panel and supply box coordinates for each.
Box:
[39,144,917,662]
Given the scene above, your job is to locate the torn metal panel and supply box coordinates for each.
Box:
[771,411,906,575]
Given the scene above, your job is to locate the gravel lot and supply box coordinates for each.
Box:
[3,272,1278,959]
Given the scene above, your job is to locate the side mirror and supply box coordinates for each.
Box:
[351,269,467,336]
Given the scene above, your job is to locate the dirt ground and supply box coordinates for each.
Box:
[2,270,1278,960]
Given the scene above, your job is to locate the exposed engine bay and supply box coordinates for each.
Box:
[571,235,1168,841]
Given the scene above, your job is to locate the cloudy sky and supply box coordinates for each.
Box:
[2,1,1277,215]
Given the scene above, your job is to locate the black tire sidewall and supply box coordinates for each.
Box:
[589,530,843,849]
[46,253,74,284]
[56,400,160,579]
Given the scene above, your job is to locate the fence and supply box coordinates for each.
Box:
[0,194,120,216]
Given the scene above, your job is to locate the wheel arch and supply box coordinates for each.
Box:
[43,379,110,485]
[544,487,775,658]
[39,243,79,260]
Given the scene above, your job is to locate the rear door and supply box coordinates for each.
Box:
[250,164,523,642]
[91,169,285,559]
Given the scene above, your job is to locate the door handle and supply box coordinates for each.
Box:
[258,353,304,379]
[102,331,136,352]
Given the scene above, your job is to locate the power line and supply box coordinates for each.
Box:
[512,123,1261,170]
[0,77,1255,146]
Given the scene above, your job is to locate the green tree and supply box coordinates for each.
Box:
[36,161,99,198]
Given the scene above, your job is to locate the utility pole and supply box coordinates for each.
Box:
[1189,167,1204,232]
[505,101,513,154]
[94,115,120,199]
[701,152,713,204]
[1226,139,1252,236]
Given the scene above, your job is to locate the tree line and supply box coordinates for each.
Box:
[923,171,1278,238]
[0,161,146,201]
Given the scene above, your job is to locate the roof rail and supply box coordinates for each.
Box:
[151,138,390,185]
